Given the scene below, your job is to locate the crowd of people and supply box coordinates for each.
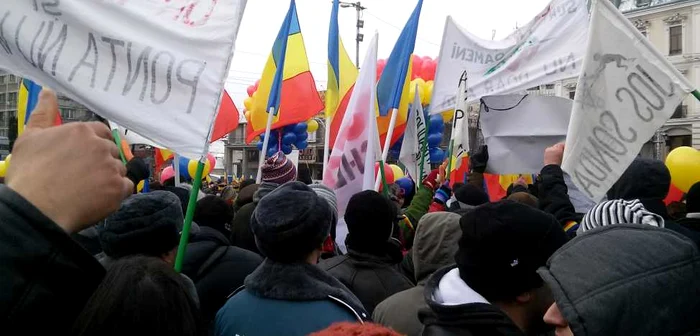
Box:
[2,90,700,336]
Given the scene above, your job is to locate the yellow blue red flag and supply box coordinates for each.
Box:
[18,78,61,136]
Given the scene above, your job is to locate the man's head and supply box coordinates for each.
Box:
[395,177,416,207]
[261,151,297,185]
[344,190,397,254]
[454,183,490,209]
[578,199,664,234]
[98,191,184,263]
[194,195,234,237]
[456,200,567,333]
[687,182,700,214]
[607,157,671,217]
[250,181,333,263]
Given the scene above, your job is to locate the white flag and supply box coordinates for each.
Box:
[431,0,588,114]
[323,33,380,215]
[0,0,247,159]
[399,87,430,182]
[562,0,694,201]
[450,71,470,173]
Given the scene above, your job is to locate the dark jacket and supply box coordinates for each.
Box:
[679,214,700,233]
[319,247,414,315]
[215,259,367,336]
[229,182,276,255]
[373,212,462,336]
[538,164,582,238]
[0,186,105,335]
[538,225,700,335]
[419,266,525,336]
[182,226,263,323]
[607,157,700,246]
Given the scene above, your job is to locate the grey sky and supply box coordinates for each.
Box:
[225,0,551,108]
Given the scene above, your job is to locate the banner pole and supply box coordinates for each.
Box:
[446,139,455,177]
[174,160,205,272]
[174,153,181,187]
[256,107,276,184]
[380,108,399,161]
[111,130,127,165]
[377,159,390,196]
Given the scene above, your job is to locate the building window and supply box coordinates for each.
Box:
[527,86,540,91]
[636,0,651,6]
[545,84,555,90]
[0,112,4,124]
[8,75,16,83]
[0,93,5,103]
[0,129,6,137]
[569,91,576,100]
[308,131,317,143]
[0,76,5,84]
[7,92,17,104]
[62,108,76,120]
[669,26,682,55]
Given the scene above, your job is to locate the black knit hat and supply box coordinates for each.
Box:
[126,157,150,186]
[344,190,397,251]
[98,191,183,258]
[251,181,332,262]
[455,184,490,207]
[456,200,567,301]
[194,195,234,237]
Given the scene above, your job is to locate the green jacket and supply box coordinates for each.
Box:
[398,185,434,249]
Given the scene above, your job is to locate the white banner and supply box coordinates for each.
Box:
[562,0,693,201]
[399,88,430,182]
[431,0,588,114]
[450,71,469,172]
[323,33,380,216]
[480,95,572,174]
[0,0,246,159]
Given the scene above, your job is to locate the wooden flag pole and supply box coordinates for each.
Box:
[256,107,276,184]
[174,159,205,272]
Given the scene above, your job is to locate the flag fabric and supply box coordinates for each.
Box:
[483,173,536,201]
[562,0,694,201]
[210,91,239,142]
[399,87,430,182]
[431,0,588,115]
[246,0,324,143]
[17,79,61,136]
[323,33,380,216]
[155,148,174,173]
[449,71,469,173]
[376,0,423,146]
[327,0,359,148]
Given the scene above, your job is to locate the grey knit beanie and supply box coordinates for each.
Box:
[578,199,664,234]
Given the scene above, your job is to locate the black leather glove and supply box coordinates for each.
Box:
[470,145,489,174]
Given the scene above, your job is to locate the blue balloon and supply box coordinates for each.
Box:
[429,147,445,163]
[283,125,296,133]
[295,140,308,150]
[282,132,297,145]
[266,147,278,158]
[176,156,192,179]
[297,132,308,141]
[256,141,264,151]
[294,122,308,134]
[428,133,443,148]
[430,115,444,133]
[281,144,293,155]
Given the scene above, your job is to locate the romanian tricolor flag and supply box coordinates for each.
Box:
[484,173,537,201]
[327,0,358,148]
[376,0,423,147]
[17,78,61,136]
[246,0,323,143]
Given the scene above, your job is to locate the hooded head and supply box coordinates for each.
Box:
[395,177,416,207]
[250,182,332,262]
[412,212,461,284]
[539,225,700,336]
[607,157,671,218]
[454,183,490,210]
[344,190,397,254]
[578,199,664,234]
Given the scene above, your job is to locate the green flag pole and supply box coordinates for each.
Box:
[692,90,700,102]
[378,159,390,197]
[446,139,455,178]
[111,129,127,165]
[174,159,205,272]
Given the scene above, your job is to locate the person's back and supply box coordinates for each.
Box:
[679,182,700,232]
[320,190,413,314]
[215,181,367,336]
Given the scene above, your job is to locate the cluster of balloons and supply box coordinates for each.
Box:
[665,146,700,192]
[159,153,216,183]
[375,162,405,184]
[387,111,446,164]
[256,121,312,157]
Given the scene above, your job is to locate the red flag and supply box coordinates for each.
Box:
[664,183,684,205]
[210,91,239,142]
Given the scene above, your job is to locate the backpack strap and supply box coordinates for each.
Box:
[193,246,228,282]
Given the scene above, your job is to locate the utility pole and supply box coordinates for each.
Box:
[340,1,366,67]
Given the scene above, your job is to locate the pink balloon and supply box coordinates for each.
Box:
[411,55,424,79]
[160,166,174,184]
[254,79,260,90]
[246,85,256,97]
[207,154,216,170]
[423,62,437,81]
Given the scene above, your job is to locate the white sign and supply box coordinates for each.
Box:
[450,71,470,172]
[431,0,588,114]
[562,0,693,201]
[480,95,572,174]
[399,88,430,182]
[0,0,247,159]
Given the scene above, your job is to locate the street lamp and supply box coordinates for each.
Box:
[339,1,366,67]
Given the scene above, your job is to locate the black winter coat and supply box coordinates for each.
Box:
[182,226,262,323]
[319,248,413,315]
[0,186,105,335]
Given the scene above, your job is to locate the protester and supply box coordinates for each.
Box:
[72,255,206,336]
[96,191,199,304]
[230,152,296,255]
[309,183,343,258]
[219,185,237,206]
[126,157,150,192]
[420,201,568,335]
[0,90,132,334]
[606,156,700,245]
[536,143,581,238]
[448,182,490,214]
[396,167,444,249]
[320,190,414,315]
[539,225,700,335]
[310,322,403,336]
[182,196,263,324]
[215,182,367,336]
[373,212,461,336]
[232,183,258,214]
[394,177,416,207]
[577,199,664,233]
[679,181,700,232]
[507,192,539,208]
